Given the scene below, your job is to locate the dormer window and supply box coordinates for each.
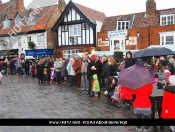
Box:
[117,21,130,30]
[15,18,22,27]
[160,14,174,26]
[28,13,36,25]
[3,20,10,28]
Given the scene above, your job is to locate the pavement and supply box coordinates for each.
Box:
[0,75,171,132]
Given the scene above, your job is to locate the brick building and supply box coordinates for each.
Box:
[97,0,175,52]
[0,0,66,59]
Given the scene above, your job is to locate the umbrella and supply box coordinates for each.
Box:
[133,47,175,59]
[69,54,81,59]
[25,56,35,60]
[118,61,125,71]
[118,64,154,90]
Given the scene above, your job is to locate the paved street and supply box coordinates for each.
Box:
[0,75,170,132]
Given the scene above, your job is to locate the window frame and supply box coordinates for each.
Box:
[3,20,11,29]
[160,14,174,26]
[15,18,22,27]
[27,13,36,25]
[117,21,130,30]
[160,34,175,45]
[36,34,43,46]
[69,24,81,37]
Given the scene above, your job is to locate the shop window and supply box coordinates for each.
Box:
[160,14,174,25]
[63,50,79,58]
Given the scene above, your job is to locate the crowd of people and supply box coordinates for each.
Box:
[1,51,175,132]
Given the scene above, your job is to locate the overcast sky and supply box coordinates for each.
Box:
[2,0,175,16]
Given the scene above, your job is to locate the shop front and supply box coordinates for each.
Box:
[108,29,127,51]
[0,49,18,60]
[58,45,94,58]
[25,49,54,59]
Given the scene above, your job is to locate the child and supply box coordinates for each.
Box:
[0,71,2,84]
[50,66,54,84]
[92,74,100,100]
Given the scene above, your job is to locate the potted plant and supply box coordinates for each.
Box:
[28,41,35,49]
[114,51,123,60]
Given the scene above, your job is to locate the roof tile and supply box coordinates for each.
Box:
[74,2,106,22]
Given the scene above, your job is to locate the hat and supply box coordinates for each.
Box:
[168,75,175,85]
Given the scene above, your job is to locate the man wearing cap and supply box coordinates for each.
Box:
[72,56,82,88]
[90,54,102,97]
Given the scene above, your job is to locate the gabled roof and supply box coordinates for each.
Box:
[74,3,106,22]
[0,5,57,37]
[51,1,104,32]
[0,1,13,14]
[101,8,175,32]
[6,12,17,20]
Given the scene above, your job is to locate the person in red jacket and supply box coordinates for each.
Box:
[120,86,135,110]
[133,83,153,132]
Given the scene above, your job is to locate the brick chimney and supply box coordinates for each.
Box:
[146,0,156,18]
[16,0,24,11]
[58,0,66,13]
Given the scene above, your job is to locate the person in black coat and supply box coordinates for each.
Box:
[108,56,117,76]
[36,59,44,84]
[90,55,102,97]
[125,51,135,69]
[100,57,111,87]
[87,58,93,95]
[160,56,175,75]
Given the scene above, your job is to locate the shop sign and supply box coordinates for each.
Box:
[108,30,127,38]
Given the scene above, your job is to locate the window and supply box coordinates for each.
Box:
[37,35,43,46]
[28,13,36,25]
[27,36,31,44]
[3,20,10,28]
[15,19,22,27]
[63,50,79,58]
[117,21,130,30]
[69,24,81,36]
[161,35,174,45]
[160,14,174,25]
[18,37,22,44]
[62,25,68,31]
[82,23,89,29]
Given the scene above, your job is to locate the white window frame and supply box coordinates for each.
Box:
[69,24,81,37]
[160,14,174,26]
[15,18,22,27]
[117,21,130,30]
[18,37,22,44]
[3,20,10,28]
[159,32,175,45]
[36,35,43,46]
[63,49,79,58]
[27,13,36,25]
[27,36,31,44]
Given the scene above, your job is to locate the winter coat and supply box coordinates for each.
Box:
[81,61,88,73]
[61,62,67,77]
[120,86,135,100]
[72,59,82,75]
[151,70,166,97]
[67,61,75,75]
[110,63,117,76]
[161,90,175,118]
[100,60,111,80]
[92,74,100,92]
[54,61,62,72]
[36,64,44,79]
[133,83,153,108]
[87,61,93,80]
[25,60,30,67]
[91,60,102,77]
[125,51,134,69]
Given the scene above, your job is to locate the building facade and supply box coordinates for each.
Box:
[51,1,106,58]
[0,0,66,60]
[97,0,175,52]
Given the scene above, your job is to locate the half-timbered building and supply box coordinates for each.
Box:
[51,0,106,58]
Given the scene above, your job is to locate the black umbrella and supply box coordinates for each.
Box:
[133,47,175,59]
